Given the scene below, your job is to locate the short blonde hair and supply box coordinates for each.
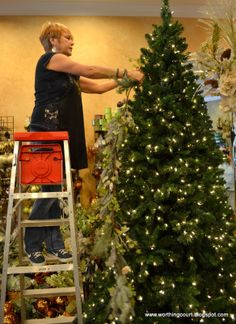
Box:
[39,22,71,51]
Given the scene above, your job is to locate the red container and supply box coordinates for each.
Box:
[19,143,63,184]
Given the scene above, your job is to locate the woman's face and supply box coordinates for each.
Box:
[52,30,74,56]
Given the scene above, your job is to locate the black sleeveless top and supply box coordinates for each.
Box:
[30,52,88,170]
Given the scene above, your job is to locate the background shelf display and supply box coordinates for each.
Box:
[0,116,14,141]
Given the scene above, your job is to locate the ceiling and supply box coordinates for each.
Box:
[0,0,213,17]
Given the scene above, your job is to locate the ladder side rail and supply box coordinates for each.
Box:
[63,139,83,324]
[0,141,20,324]
[18,173,27,323]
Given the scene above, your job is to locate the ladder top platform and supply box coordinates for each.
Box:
[14,131,69,141]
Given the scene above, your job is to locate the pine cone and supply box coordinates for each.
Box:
[221,48,231,60]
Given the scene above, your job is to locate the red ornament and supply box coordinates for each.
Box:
[74,177,83,190]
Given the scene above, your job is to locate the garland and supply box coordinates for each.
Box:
[76,74,139,323]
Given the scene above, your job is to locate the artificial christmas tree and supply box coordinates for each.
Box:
[115,0,236,322]
[82,0,236,323]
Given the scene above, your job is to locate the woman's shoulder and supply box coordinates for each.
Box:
[38,51,56,65]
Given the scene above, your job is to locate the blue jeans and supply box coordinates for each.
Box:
[24,185,65,253]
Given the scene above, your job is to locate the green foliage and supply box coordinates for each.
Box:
[45,271,74,288]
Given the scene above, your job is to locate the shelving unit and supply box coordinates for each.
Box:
[0,116,14,141]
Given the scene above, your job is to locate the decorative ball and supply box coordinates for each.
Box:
[121,265,132,275]
[92,168,102,179]
[34,272,49,285]
[34,298,49,314]
[74,177,83,190]
[55,296,68,306]
[30,185,40,193]
[3,314,18,324]
[204,79,218,89]
[4,301,14,314]
[46,309,56,318]
[90,196,97,205]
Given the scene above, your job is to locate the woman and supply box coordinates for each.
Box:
[24,22,143,266]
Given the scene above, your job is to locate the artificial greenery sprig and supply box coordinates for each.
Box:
[77,73,139,323]
[89,99,137,323]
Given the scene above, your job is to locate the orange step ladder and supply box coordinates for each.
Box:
[0,132,83,324]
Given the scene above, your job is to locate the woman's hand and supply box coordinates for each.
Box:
[128,69,144,82]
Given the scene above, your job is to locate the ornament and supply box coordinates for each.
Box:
[0,154,13,168]
[74,177,83,190]
[55,296,68,306]
[34,272,50,285]
[90,194,97,205]
[30,185,40,193]
[24,116,31,130]
[121,265,132,275]
[34,298,49,315]
[23,206,31,215]
[4,314,18,324]
[204,79,218,88]
[92,168,102,179]
[46,309,56,318]
[4,301,14,314]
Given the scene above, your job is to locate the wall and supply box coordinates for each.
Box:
[0,16,209,205]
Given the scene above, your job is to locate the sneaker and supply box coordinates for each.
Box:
[47,249,72,262]
[27,251,45,266]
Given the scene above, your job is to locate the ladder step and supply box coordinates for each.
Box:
[25,316,77,324]
[13,192,69,199]
[24,316,77,324]
[14,131,69,142]
[23,287,76,297]
[8,263,74,274]
[21,219,69,227]
[21,254,69,264]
